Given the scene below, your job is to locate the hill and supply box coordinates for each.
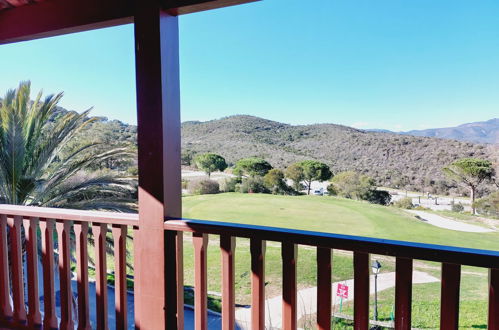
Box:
[402,118,499,144]
[182,115,498,194]
[387,118,499,144]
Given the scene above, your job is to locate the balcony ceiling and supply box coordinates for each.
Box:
[0,0,40,11]
[0,0,258,44]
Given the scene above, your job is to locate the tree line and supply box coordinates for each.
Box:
[190,151,499,216]
[190,153,392,205]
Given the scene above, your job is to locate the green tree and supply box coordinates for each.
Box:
[329,171,375,200]
[285,163,304,191]
[263,169,286,194]
[0,82,134,210]
[181,149,195,166]
[474,191,499,218]
[443,158,494,214]
[194,153,227,178]
[234,157,272,177]
[292,160,332,195]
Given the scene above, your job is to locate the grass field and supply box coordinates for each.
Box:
[183,193,499,250]
[181,193,496,328]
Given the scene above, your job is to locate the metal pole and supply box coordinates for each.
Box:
[374,273,378,322]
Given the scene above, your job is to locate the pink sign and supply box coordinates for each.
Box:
[336,283,349,299]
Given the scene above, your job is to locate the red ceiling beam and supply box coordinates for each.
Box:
[0,0,258,44]
[164,0,259,15]
[0,0,134,44]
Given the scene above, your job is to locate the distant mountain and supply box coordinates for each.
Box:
[182,115,498,194]
[400,118,499,144]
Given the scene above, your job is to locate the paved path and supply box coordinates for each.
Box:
[407,210,494,233]
[235,271,439,329]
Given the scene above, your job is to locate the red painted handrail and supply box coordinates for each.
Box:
[0,204,138,226]
[164,219,499,268]
[165,218,499,329]
[0,207,136,330]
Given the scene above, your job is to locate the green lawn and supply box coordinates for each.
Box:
[183,193,499,250]
[181,193,495,328]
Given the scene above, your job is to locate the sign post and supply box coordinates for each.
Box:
[336,283,349,313]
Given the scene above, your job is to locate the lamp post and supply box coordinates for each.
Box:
[371,260,382,323]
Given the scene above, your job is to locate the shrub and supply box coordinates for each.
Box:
[394,197,414,209]
[451,201,464,212]
[330,171,376,200]
[365,190,392,205]
[473,192,499,218]
[188,179,220,195]
[263,169,288,194]
[239,177,269,194]
[326,184,338,196]
[220,177,241,192]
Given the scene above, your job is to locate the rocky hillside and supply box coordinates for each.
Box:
[182,115,498,192]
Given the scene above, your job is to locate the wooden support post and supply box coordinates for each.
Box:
[193,233,208,330]
[221,235,236,330]
[23,217,42,328]
[353,252,369,330]
[317,247,332,330]
[489,268,499,330]
[74,222,91,330]
[395,258,413,329]
[0,215,12,325]
[40,219,58,329]
[250,239,266,330]
[282,242,297,330]
[133,1,181,328]
[441,263,461,330]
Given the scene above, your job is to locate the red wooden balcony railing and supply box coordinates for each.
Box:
[164,219,499,330]
[1,204,499,329]
[0,205,138,329]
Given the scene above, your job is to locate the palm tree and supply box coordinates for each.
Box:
[0,81,135,210]
[1,82,136,321]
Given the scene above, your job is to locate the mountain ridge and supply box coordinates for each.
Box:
[366,118,499,144]
[181,115,498,195]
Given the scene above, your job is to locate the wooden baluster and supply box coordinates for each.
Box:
[74,222,91,330]
[7,215,27,326]
[23,217,42,327]
[353,252,369,330]
[317,247,332,330]
[39,219,58,329]
[250,239,266,330]
[177,231,185,330]
[56,220,74,330]
[441,263,461,330]
[0,215,12,325]
[112,225,128,330]
[395,258,413,330]
[93,223,108,330]
[193,233,208,330]
[220,235,236,330]
[489,268,499,330]
[282,242,297,330]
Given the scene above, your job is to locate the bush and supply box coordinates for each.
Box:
[326,184,338,196]
[239,177,269,194]
[394,197,414,209]
[220,177,241,192]
[451,201,464,213]
[365,190,391,205]
[329,171,376,200]
[188,179,220,195]
[263,169,289,194]
[474,192,499,218]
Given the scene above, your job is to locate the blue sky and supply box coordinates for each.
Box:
[1,0,499,130]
